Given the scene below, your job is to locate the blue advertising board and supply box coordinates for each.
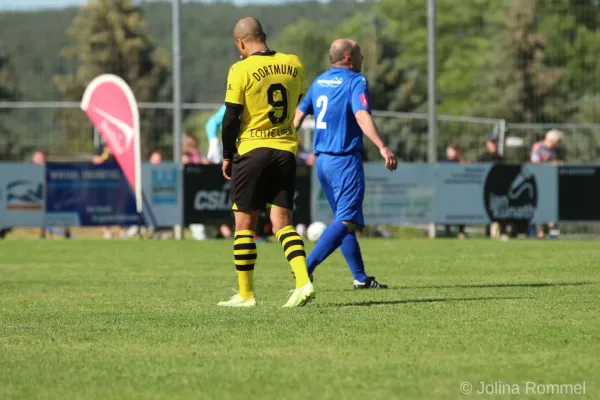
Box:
[45,162,140,227]
[143,163,181,226]
[44,162,182,227]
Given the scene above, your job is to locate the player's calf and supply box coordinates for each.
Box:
[276,225,311,288]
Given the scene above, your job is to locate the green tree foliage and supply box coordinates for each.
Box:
[571,95,600,162]
[136,0,367,104]
[0,48,18,103]
[471,0,566,123]
[334,14,430,161]
[373,0,507,160]
[273,19,330,90]
[538,0,600,102]
[378,0,504,115]
[0,9,76,101]
[54,0,171,158]
[0,2,368,103]
[0,46,24,160]
[335,14,423,113]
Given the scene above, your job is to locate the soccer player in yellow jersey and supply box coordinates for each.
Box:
[217,17,315,308]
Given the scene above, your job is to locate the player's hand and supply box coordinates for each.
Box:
[222,159,232,181]
[379,146,398,171]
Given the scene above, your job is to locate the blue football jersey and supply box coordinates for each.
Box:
[298,67,371,156]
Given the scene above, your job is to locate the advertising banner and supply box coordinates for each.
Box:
[293,165,312,226]
[45,162,138,227]
[184,164,232,226]
[142,162,181,227]
[558,165,600,222]
[0,163,45,227]
[311,163,436,225]
[81,74,142,213]
[435,163,558,224]
[45,162,182,227]
[184,164,312,226]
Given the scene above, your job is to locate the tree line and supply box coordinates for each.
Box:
[1,0,600,161]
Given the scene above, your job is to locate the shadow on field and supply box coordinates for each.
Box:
[334,296,534,307]
[400,281,598,290]
[322,281,597,293]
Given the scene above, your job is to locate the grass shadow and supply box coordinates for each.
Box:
[320,281,597,292]
[330,296,534,307]
[399,281,598,290]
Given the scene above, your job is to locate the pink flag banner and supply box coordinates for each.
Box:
[81,74,142,213]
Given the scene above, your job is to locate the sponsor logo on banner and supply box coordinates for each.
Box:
[184,164,312,226]
[151,168,177,205]
[436,163,555,224]
[6,180,43,210]
[194,182,232,211]
[484,165,538,222]
[0,164,45,227]
[184,164,232,225]
[45,162,139,227]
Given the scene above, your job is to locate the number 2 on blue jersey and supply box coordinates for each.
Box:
[316,95,328,129]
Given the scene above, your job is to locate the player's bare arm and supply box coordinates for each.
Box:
[355,110,398,171]
[294,109,307,131]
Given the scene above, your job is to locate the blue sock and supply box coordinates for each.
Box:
[340,231,369,282]
[307,221,349,275]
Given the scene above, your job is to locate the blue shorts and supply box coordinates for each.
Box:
[316,152,365,226]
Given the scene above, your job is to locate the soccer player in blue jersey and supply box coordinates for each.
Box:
[294,38,397,289]
[205,104,226,164]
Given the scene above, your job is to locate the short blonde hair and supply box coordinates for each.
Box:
[545,129,563,142]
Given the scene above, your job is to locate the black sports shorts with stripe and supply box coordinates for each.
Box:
[230,147,296,212]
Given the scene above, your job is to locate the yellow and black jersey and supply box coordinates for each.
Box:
[224,51,305,156]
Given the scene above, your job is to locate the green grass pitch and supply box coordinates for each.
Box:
[1,239,598,399]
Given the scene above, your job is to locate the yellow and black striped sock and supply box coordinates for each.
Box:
[276,225,310,288]
[233,230,256,300]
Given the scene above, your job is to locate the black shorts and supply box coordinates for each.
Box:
[231,147,296,212]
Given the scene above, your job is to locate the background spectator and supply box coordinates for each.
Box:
[32,149,48,239]
[183,130,209,165]
[531,129,563,165]
[530,129,563,238]
[205,104,225,164]
[442,142,467,163]
[441,143,467,239]
[92,142,125,239]
[149,151,162,164]
[477,133,504,163]
[32,149,71,240]
[145,150,173,239]
[92,141,115,165]
[477,134,506,238]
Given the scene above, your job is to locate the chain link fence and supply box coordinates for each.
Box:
[0,101,222,161]
[4,101,600,167]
